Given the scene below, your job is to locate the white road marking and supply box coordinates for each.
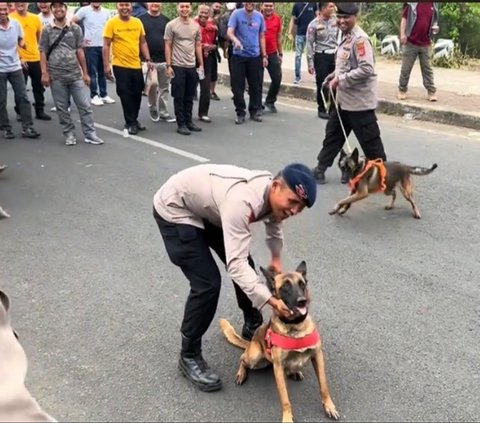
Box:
[94,123,210,163]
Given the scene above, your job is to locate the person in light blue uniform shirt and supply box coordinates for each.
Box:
[227,2,268,125]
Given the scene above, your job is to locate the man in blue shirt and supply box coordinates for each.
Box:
[227,2,268,124]
[0,3,40,139]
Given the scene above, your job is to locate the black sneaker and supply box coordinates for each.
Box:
[135,121,146,131]
[235,115,245,125]
[250,113,262,122]
[312,166,326,184]
[264,103,277,113]
[187,123,202,132]
[210,92,220,101]
[127,125,138,135]
[3,129,15,139]
[177,126,191,136]
[21,127,40,139]
[318,111,329,119]
[36,111,52,121]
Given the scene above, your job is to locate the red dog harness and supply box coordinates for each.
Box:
[265,326,320,356]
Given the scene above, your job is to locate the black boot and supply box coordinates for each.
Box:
[312,166,326,184]
[241,308,263,341]
[178,335,222,392]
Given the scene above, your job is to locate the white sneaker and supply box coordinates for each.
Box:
[84,134,104,145]
[52,106,71,112]
[91,95,104,106]
[65,133,77,146]
[101,95,115,104]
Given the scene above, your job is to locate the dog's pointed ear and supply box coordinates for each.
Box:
[0,290,10,326]
[351,147,359,163]
[260,266,276,293]
[295,261,307,280]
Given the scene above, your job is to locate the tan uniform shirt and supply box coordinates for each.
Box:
[306,16,338,68]
[153,164,284,309]
[335,25,377,111]
[0,295,56,422]
[164,17,200,68]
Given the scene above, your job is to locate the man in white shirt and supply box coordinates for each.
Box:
[73,2,115,106]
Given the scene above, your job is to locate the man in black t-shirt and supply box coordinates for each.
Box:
[288,2,317,84]
[139,3,176,123]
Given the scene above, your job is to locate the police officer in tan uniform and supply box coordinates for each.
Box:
[153,162,317,392]
[311,2,387,185]
[306,2,338,119]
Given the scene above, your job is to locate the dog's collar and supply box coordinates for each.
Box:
[265,326,320,356]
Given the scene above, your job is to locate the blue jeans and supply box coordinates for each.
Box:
[84,47,107,98]
[295,35,307,81]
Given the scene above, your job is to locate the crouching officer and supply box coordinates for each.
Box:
[311,2,387,185]
[153,162,317,392]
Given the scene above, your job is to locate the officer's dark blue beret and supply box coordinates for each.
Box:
[336,2,359,16]
[281,163,317,208]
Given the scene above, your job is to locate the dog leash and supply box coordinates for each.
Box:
[321,81,353,154]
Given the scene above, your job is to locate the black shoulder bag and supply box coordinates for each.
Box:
[46,26,69,60]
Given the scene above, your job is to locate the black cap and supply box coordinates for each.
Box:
[336,2,359,16]
[50,1,67,7]
[281,163,317,208]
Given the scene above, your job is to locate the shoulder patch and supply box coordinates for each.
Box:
[356,40,365,57]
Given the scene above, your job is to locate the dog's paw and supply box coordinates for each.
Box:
[288,371,304,381]
[235,369,247,385]
[337,207,348,216]
[281,413,294,423]
[384,205,394,210]
[323,399,340,420]
[413,212,421,219]
[328,208,338,215]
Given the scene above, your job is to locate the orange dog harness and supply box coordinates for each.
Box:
[349,159,387,193]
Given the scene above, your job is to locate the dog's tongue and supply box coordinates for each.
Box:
[296,306,308,316]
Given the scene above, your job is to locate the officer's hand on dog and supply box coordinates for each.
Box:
[268,297,293,319]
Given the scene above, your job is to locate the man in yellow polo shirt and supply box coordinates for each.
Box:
[10,2,51,120]
[103,2,153,135]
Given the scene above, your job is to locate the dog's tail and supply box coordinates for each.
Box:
[219,318,249,350]
[408,163,438,176]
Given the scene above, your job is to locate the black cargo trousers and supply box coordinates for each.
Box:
[153,208,258,340]
[316,106,387,169]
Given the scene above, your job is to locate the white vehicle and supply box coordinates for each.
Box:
[381,35,400,56]
[433,39,454,59]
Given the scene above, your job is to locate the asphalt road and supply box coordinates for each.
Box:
[1,84,479,422]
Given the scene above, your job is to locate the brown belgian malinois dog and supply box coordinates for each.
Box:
[330,147,437,219]
[219,261,339,423]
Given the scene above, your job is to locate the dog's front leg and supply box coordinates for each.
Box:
[272,350,294,423]
[311,349,339,420]
[329,186,368,216]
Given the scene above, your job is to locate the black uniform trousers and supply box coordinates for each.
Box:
[264,53,282,106]
[112,65,144,127]
[313,52,335,113]
[317,106,387,169]
[171,66,197,128]
[230,54,263,117]
[153,208,257,341]
[198,53,215,118]
[15,61,45,116]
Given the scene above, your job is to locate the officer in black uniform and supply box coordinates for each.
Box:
[311,2,387,185]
